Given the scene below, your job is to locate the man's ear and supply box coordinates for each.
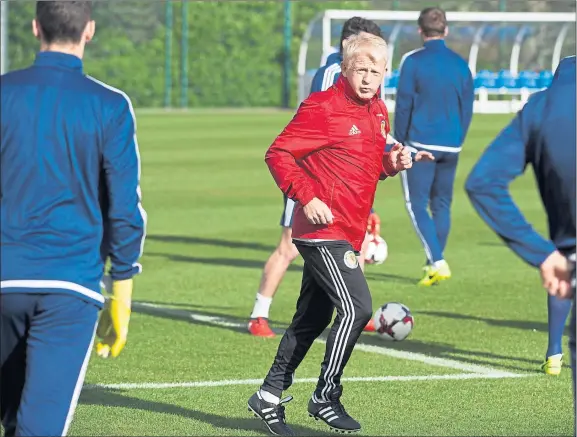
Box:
[444,26,449,37]
[32,19,41,41]
[84,20,96,43]
[340,61,348,77]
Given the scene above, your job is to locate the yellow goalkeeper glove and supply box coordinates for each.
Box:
[96,276,133,358]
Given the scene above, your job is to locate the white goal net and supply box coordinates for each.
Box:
[298,10,576,113]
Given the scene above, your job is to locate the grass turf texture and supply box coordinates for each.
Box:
[70,112,573,436]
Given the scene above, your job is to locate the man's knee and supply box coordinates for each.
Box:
[317,307,335,331]
[343,292,372,327]
[356,302,373,326]
[405,195,428,215]
[277,227,299,262]
[430,195,452,214]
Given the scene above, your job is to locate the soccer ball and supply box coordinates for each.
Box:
[373,302,414,341]
[364,235,388,265]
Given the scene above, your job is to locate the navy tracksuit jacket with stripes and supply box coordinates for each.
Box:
[0,51,146,436]
[394,39,474,265]
[466,56,576,397]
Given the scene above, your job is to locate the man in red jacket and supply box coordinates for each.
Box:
[248,33,432,435]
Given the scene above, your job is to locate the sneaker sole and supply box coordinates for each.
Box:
[248,404,283,436]
[247,327,276,338]
[308,413,361,434]
[541,367,562,376]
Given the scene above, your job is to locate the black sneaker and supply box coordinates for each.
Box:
[248,391,296,436]
[308,386,361,433]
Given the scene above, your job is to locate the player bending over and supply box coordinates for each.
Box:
[248,33,432,435]
[248,17,384,338]
[0,2,146,435]
[394,7,474,286]
[466,56,575,383]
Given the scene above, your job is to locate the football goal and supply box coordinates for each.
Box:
[297,10,576,113]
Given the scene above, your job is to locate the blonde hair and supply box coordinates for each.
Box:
[342,33,388,69]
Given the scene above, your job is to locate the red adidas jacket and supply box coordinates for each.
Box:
[265,75,398,251]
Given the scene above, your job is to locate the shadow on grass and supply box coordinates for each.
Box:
[146,251,303,273]
[147,234,276,253]
[79,387,325,436]
[146,251,417,284]
[418,310,570,335]
[132,302,541,374]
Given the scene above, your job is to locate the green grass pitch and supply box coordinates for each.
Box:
[71,111,574,436]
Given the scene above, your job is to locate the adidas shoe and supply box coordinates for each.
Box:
[363,317,375,332]
[248,391,295,436]
[541,353,563,376]
[308,386,361,433]
[248,317,276,338]
[418,260,451,286]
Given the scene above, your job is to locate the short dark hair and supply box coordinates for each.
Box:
[339,17,383,53]
[418,7,447,38]
[36,1,93,44]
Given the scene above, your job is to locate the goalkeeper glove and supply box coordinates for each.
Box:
[96,276,133,358]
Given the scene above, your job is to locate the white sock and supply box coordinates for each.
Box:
[433,259,447,269]
[250,293,273,319]
[259,389,280,404]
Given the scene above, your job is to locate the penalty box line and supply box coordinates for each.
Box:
[128,302,528,379]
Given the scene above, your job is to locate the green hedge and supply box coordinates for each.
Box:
[7,1,370,108]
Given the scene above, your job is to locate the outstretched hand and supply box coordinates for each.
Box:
[389,143,413,171]
[415,150,435,161]
[388,143,435,172]
[540,251,573,299]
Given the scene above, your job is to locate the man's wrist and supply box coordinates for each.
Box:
[297,190,316,206]
[538,249,560,268]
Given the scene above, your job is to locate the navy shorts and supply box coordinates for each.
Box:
[280,194,297,228]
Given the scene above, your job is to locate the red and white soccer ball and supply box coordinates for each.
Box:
[373,302,414,341]
[364,235,388,265]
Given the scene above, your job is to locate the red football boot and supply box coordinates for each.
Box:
[248,317,276,338]
[363,317,376,332]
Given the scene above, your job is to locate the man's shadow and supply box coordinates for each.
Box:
[147,234,276,253]
[357,334,540,372]
[79,387,325,436]
[419,310,570,335]
[146,250,417,284]
[132,302,540,373]
[145,251,304,273]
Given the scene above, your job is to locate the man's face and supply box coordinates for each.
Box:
[342,53,386,101]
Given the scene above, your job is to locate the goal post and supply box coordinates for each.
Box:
[297,10,576,113]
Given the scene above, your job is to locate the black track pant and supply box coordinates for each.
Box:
[261,240,373,401]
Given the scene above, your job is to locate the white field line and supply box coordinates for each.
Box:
[132,302,525,378]
[84,372,531,391]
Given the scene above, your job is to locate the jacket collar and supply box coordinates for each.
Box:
[334,74,381,106]
[325,52,343,67]
[34,51,83,72]
[423,39,446,50]
[552,55,576,86]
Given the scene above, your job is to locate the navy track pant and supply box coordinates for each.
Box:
[400,147,459,264]
[1,293,99,436]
